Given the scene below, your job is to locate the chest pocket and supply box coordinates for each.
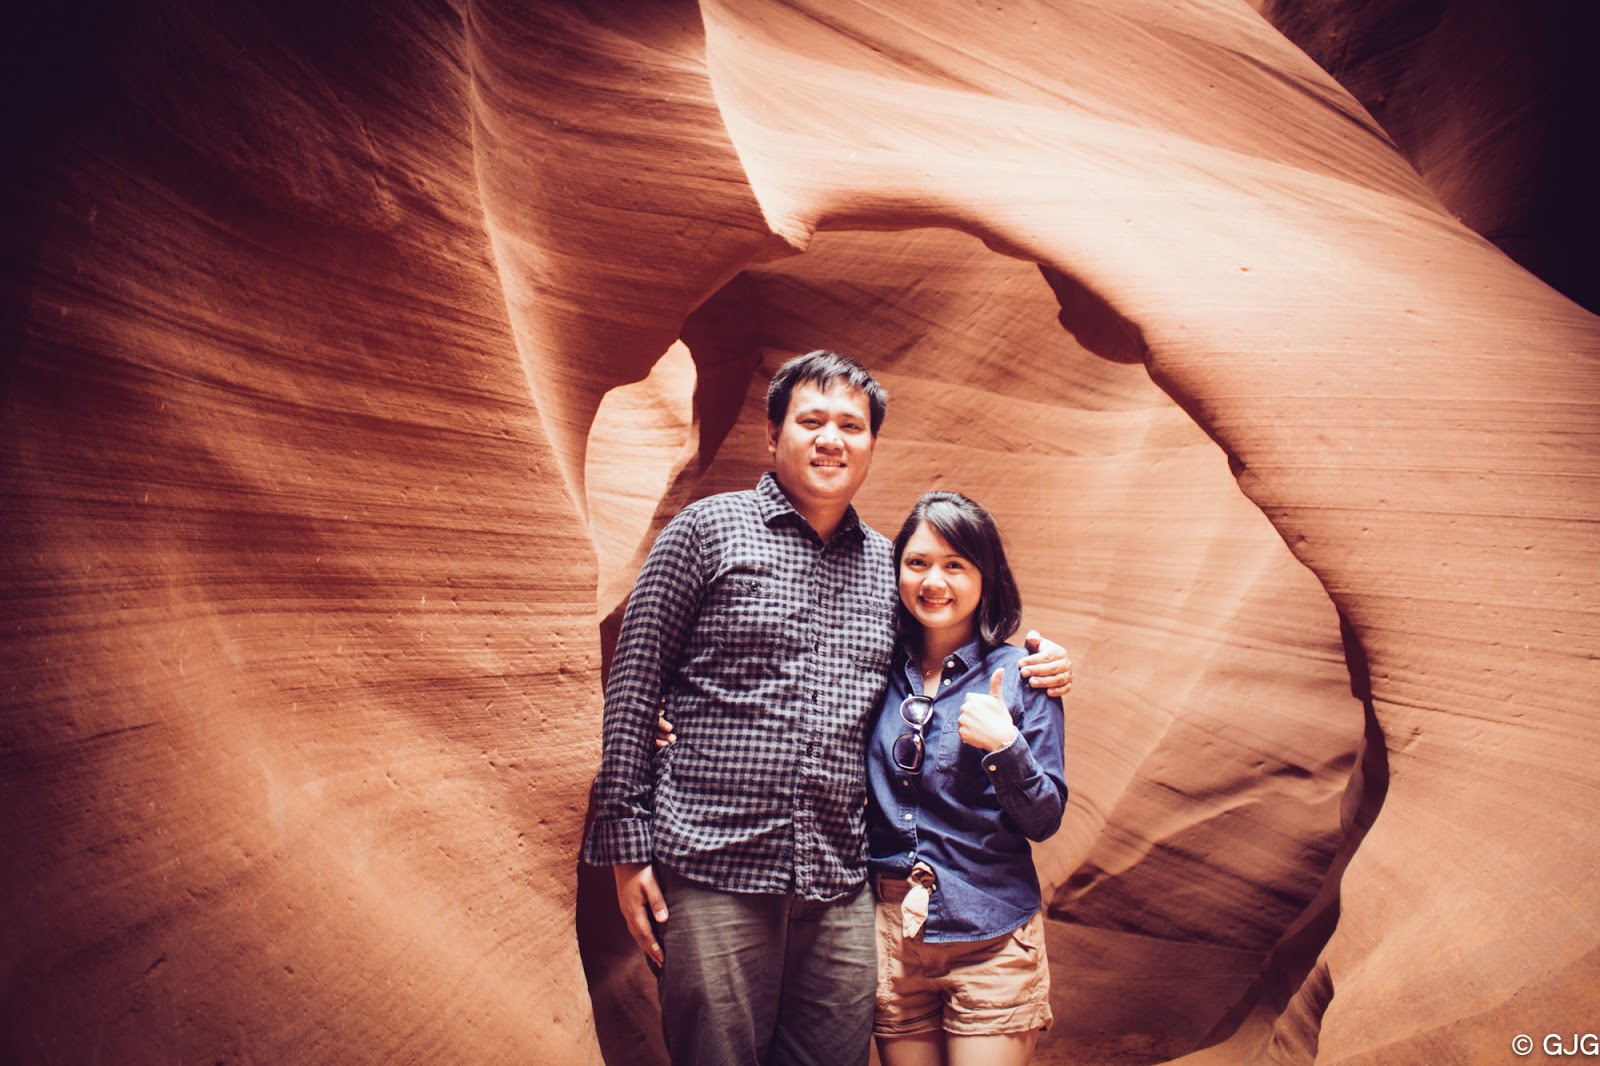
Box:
[703,577,802,660]
[843,600,895,674]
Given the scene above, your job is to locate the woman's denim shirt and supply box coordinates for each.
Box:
[866,638,1068,942]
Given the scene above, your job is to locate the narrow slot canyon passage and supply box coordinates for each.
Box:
[3,3,1595,1064]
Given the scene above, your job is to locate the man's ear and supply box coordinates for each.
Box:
[766,421,780,454]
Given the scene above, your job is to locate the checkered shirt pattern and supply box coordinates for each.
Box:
[583,473,897,900]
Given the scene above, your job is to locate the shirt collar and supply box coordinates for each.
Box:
[941,638,985,676]
[756,472,864,542]
[901,636,986,689]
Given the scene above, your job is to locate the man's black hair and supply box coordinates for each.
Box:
[766,350,888,435]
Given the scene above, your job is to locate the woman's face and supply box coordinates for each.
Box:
[898,521,983,644]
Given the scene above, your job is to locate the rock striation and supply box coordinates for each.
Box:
[2,2,1595,1063]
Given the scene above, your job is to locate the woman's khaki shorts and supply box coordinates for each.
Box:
[873,874,1053,1037]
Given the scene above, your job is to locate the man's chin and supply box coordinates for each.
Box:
[806,470,853,490]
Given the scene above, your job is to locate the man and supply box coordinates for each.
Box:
[582,350,1072,1065]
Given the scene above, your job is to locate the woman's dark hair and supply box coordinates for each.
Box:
[766,349,888,435]
[892,491,1022,652]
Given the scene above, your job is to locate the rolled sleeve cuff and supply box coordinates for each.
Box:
[581,818,654,867]
[979,734,1036,785]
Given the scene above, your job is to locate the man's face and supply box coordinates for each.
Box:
[767,380,877,515]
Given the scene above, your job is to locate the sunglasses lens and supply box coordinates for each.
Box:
[892,732,924,773]
[900,696,933,726]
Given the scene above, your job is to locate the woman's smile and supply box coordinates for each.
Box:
[898,522,983,642]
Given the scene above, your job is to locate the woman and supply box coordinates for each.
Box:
[866,490,1068,1065]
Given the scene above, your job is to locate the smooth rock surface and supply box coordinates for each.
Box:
[3,2,1595,1063]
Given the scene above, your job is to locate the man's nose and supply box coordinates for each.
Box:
[817,424,842,446]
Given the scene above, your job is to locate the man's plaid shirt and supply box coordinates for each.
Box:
[583,473,897,900]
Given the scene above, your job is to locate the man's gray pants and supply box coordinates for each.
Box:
[655,866,875,1066]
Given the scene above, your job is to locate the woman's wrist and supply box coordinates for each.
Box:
[985,727,1020,753]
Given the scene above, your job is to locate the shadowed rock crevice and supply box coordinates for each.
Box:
[1259,0,1600,314]
[1191,612,1390,1061]
[1038,265,1149,366]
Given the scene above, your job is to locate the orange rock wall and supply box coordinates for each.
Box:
[3,2,1595,1063]
[2,4,602,1061]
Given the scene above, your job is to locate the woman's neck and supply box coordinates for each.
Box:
[916,626,974,680]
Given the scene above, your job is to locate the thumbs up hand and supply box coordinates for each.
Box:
[958,668,1020,753]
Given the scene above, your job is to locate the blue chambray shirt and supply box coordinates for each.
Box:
[866,639,1068,941]
[583,473,897,900]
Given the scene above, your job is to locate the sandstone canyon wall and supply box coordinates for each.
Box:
[3,2,1595,1064]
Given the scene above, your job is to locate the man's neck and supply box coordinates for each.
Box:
[801,507,848,544]
[772,477,851,543]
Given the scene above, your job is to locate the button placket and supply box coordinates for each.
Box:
[928,654,963,768]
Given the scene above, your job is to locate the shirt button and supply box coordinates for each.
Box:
[942,678,951,686]
[987,764,998,772]
[902,813,913,821]
[945,659,955,668]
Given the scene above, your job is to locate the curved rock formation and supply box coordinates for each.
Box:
[3,2,1595,1064]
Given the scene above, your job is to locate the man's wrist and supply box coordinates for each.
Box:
[582,819,654,867]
